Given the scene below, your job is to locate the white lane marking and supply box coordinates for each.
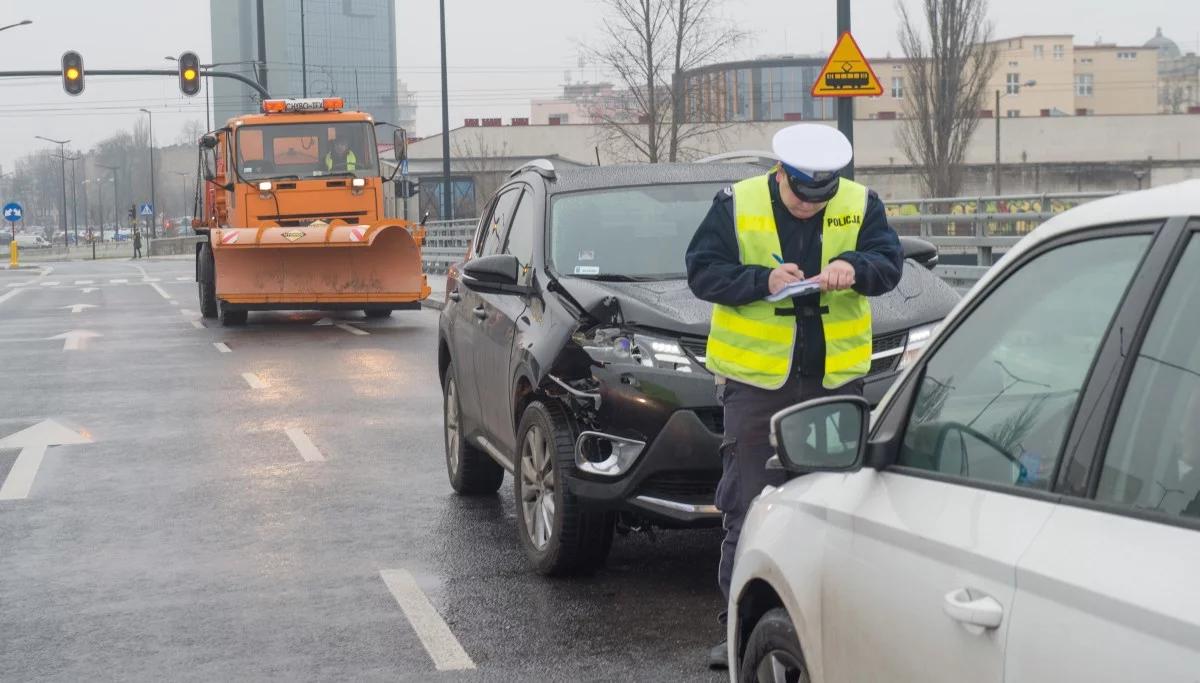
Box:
[62,304,97,314]
[180,309,199,318]
[133,264,149,279]
[0,288,22,306]
[40,281,60,287]
[190,320,204,329]
[109,279,128,284]
[336,323,369,336]
[214,342,231,353]
[379,569,476,672]
[81,287,97,294]
[142,277,161,283]
[284,428,325,462]
[5,283,26,288]
[242,372,265,389]
[176,276,191,281]
[0,444,47,500]
[49,330,101,351]
[74,280,94,285]
[170,301,180,306]
[150,283,171,299]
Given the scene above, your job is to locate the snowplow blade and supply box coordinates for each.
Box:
[211,224,430,309]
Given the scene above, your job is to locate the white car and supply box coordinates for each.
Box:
[728,180,1200,683]
[13,234,51,249]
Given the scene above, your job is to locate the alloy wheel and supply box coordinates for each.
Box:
[445,378,460,476]
[754,650,807,683]
[519,424,556,550]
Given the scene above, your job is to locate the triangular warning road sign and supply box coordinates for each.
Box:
[812,32,883,97]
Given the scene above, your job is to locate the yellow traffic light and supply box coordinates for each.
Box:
[66,67,80,80]
[183,68,197,81]
[61,51,85,96]
[178,52,201,97]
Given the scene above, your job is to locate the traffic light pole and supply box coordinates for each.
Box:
[0,69,270,99]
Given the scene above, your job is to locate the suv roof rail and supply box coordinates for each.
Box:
[509,158,556,179]
[696,150,779,168]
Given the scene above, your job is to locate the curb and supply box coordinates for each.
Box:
[422,298,445,311]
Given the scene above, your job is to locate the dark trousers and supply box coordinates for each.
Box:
[716,373,862,601]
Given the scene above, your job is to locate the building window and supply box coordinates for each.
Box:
[1006,73,1021,94]
[1034,45,1044,59]
[1079,57,1094,64]
[1008,61,1019,68]
[1076,73,1094,97]
[891,76,904,99]
[1053,44,1065,60]
[1117,51,1138,60]
[1006,109,1020,118]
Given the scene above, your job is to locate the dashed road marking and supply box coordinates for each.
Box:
[142,277,161,283]
[337,323,369,336]
[40,281,60,287]
[190,320,204,329]
[379,569,476,672]
[170,301,180,306]
[5,282,26,288]
[214,342,231,353]
[150,283,171,299]
[241,372,265,389]
[176,276,191,281]
[109,279,128,284]
[81,288,97,294]
[74,280,94,285]
[284,428,325,462]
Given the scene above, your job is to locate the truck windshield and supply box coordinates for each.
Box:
[235,121,378,181]
[548,183,723,280]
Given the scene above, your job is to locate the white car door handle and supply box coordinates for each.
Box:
[942,588,1004,630]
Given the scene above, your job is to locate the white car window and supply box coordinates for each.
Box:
[1098,233,1200,521]
[898,234,1151,490]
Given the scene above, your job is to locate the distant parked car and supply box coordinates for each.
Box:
[14,234,51,249]
[728,180,1200,682]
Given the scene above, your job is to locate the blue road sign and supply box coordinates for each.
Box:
[3,202,23,222]
[139,203,154,217]
[401,159,409,176]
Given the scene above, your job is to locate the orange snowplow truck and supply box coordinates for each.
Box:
[194,97,429,325]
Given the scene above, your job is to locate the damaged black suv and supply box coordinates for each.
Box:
[437,159,959,575]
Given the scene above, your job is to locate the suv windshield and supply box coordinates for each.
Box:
[235,121,378,181]
[549,183,722,280]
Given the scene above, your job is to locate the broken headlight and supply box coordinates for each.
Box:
[631,334,697,373]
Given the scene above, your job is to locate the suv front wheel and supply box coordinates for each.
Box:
[514,400,614,576]
[739,607,808,683]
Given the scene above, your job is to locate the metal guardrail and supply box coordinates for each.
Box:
[1,241,135,261]
[417,192,1117,283]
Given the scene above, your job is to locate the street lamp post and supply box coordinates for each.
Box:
[0,19,32,33]
[139,108,157,237]
[439,0,451,220]
[97,163,119,244]
[995,80,1037,195]
[66,155,80,244]
[35,135,70,247]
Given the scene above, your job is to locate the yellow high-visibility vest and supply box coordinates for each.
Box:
[326,149,357,171]
[705,174,873,390]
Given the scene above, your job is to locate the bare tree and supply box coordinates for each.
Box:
[176,120,207,146]
[586,0,743,163]
[897,0,998,197]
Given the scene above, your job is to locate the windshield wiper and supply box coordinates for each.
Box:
[576,274,659,283]
[320,171,361,180]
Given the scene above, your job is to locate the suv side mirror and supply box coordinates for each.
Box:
[462,254,531,295]
[771,396,870,473]
[900,236,938,270]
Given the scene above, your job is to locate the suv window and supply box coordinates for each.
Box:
[477,188,521,257]
[898,234,1151,490]
[1097,233,1200,521]
[505,190,536,283]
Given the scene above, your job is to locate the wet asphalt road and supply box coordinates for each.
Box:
[0,259,726,682]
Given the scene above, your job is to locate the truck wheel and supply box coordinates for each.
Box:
[738,608,807,683]
[443,364,503,495]
[198,243,217,319]
[219,303,247,327]
[363,308,393,319]
[514,400,615,576]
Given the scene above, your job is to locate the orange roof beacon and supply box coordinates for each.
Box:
[194,97,428,325]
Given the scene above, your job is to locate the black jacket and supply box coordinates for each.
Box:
[685,175,903,377]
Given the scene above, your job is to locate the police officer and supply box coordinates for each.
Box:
[685,124,903,669]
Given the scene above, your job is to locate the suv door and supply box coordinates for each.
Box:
[1006,220,1200,682]
[817,230,1153,683]
[473,185,538,455]
[461,186,523,450]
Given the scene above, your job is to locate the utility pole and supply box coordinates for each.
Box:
[300,0,308,97]
[439,0,452,220]
[994,90,1001,195]
[98,163,118,244]
[139,108,157,237]
[256,0,269,93]
[836,0,854,180]
[67,155,80,243]
[35,135,70,247]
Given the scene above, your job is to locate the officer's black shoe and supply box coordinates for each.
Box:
[707,641,729,670]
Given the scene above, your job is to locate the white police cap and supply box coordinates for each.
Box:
[771,124,853,180]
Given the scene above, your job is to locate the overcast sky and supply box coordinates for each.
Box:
[0,0,1196,173]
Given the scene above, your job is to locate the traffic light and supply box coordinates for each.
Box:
[178,52,201,97]
[128,205,136,221]
[396,179,420,198]
[61,51,84,96]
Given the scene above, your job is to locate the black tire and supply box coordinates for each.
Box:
[363,308,393,319]
[443,364,504,495]
[513,400,615,576]
[198,243,217,319]
[219,302,248,327]
[739,608,808,683]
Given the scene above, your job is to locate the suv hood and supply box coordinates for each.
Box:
[556,261,959,339]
